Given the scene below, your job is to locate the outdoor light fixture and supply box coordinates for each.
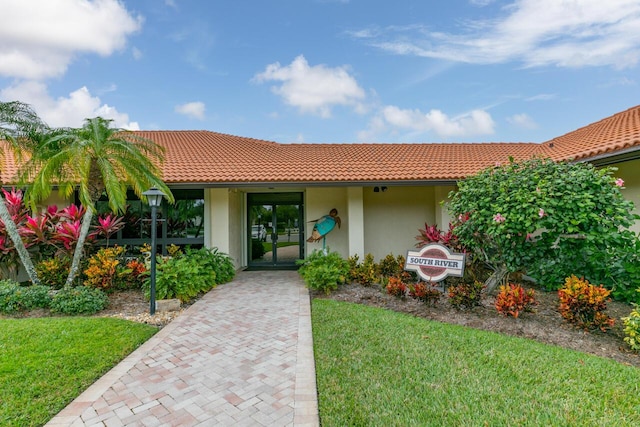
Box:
[142,186,166,315]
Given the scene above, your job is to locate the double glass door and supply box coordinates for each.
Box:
[248,193,304,268]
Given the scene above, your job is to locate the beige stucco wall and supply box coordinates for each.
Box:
[362,186,438,260]
[613,158,640,233]
[304,187,349,257]
[227,190,244,268]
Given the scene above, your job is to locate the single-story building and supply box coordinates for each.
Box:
[5,105,640,270]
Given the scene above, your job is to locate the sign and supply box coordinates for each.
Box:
[405,244,465,282]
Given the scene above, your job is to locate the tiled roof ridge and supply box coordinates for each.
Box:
[135,129,280,146]
[540,104,640,148]
[286,141,537,147]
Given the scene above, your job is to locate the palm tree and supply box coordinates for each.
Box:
[0,101,46,284]
[20,117,173,287]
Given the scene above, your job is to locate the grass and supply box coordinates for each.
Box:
[312,299,640,426]
[0,317,157,427]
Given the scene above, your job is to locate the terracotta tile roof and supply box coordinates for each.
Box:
[141,128,539,184]
[537,105,640,162]
[2,105,640,185]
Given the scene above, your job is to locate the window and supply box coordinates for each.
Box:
[95,189,205,254]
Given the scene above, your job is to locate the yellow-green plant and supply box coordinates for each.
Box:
[558,275,614,331]
[83,246,129,292]
[622,302,640,351]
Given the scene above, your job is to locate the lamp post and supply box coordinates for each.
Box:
[143,186,166,315]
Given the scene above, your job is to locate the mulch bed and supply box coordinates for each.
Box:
[313,282,640,368]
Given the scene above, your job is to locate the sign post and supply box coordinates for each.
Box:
[405,244,465,283]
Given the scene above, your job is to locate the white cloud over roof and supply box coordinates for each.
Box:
[253,55,366,118]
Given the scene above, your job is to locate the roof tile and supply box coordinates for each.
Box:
[2,105,639,185]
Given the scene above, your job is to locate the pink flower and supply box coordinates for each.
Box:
[615,178,625,187]
[493,213,506,223]
[538,208,545,218]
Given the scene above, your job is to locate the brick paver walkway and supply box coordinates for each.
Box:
[46,271,319,426]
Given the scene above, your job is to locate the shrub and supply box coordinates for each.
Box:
[142,247,231,303]
[355,253,377,287]
[252,239,266,260]
[36,257,71,290]
[378,254,406,279]
[495,283,537,318]
[447,158,638,293]
[50,287,108,315]
[448,281,485,309]
[83,246,130,292]
[297,249,349,294]
[347,254,360,282]
[0,281,52,314]
[385,277,407,298]
[125,259,147,288]
[558,275,615,331]
[187,246,235,285]
[0,280,22,314]
[19,285,52,310]
[622,303,640,352]
[408,281,441,305]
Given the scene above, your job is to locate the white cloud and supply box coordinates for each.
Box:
[381,106,495,137]
[132,47,143,60]
[252,55,366,118]
[0,0,142,79]
[0,81,139,130]
[507,113,538,130]
[356,0,640,69]
[175,102,206,120]
[525,93,556,101]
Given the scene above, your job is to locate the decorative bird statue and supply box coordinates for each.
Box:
[307,208,341,247]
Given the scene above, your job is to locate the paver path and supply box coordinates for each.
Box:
[46,271,319,426]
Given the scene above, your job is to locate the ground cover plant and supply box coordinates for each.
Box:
[312,299,640,426]
[0,317,157,427]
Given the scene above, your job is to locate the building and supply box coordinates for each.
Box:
[5,105,640,270]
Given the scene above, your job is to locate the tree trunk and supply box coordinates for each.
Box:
[0,197,40,284]
[485,264,508,294]
[65,208,94,287]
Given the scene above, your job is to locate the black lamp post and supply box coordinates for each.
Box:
[143,186,166,315]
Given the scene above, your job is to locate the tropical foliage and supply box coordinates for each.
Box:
[18,117,173,287]
[447,157,640,298]
[0,101,47,284]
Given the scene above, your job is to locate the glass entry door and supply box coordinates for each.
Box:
[248,193,304,268]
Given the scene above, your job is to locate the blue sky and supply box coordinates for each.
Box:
[1,0,639,144]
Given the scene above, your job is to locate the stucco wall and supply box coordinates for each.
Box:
[304,187,349,257]
[363,186,437,260]
[614,158,640,233]
[227,190,244,268]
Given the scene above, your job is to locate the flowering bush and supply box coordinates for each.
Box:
[408,281,441,305]
[558,275,614,331]
[495,283,537,318]
[448,158,638,295]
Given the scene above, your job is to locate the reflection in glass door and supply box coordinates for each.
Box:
[248,193,304,268]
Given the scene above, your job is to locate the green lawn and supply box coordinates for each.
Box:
[0,317,157,427]
[312,299,640,426]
